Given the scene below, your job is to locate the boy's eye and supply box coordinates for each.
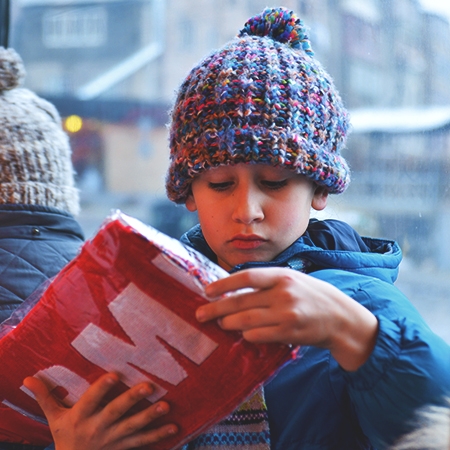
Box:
[261,179,288,190]
[208,181,233,191]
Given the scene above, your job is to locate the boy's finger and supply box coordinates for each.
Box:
[205,268,286,298]
[218,307,278,331]
[71,372,120,417]
[197,291,270,323]
[99,381,155,426]
[242,324,296,345]
[110,400,171,439]
[118,423,178,449]
[23,376,62,421]
[198,269,287,322]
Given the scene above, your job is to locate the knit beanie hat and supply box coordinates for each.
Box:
[166,7,351,204]
[0,47,79,215]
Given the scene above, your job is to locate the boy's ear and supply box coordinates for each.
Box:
[311,186,328,211]
[185,193,198,212]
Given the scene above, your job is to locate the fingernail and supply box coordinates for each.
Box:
[196,308,205,322]
[156,403,166,414]
[168,426,177,435]
[139,386,151,396]
[205,284,217,299]
[105,376,117,385]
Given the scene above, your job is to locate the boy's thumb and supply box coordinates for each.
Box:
[23,376,61,421]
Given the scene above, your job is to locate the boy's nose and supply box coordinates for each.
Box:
[231,186,264,224]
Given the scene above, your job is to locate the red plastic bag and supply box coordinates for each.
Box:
[0,211,295,449]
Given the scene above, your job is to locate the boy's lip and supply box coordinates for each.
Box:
[229,234,267,250]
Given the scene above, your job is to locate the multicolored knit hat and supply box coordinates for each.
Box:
[0,46,79,215]
[166,7,351,204]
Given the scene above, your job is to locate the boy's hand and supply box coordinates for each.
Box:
[23,373,177,450]
[197,268,378,372]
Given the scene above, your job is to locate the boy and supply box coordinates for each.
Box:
[27,7,450,450]
[165,6,450,449]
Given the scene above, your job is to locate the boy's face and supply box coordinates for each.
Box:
[186,163,328,271]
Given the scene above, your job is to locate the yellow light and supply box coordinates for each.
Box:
[65,115,83,133]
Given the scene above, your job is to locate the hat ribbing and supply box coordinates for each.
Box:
[166,7,350,204]
[0,47,79,215]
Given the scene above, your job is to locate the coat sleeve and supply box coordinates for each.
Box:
[311,269,450,449]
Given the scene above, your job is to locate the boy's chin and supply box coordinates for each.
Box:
[219,252,275,271]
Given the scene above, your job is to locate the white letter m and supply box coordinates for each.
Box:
[72,282,218,402]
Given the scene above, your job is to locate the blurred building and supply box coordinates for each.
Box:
[343,106,450,268]
[300,0,450,268]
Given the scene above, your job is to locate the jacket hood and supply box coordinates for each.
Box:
[180,219,402,284]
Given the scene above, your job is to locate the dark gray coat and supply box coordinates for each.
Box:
[0,204,84,325]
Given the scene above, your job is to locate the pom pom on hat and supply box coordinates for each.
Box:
[166,7,350,204]
[238,7,314,54]
[0,47,25,91]
[0,47,79,215]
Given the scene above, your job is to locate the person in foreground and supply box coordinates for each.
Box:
[25,7,450,450]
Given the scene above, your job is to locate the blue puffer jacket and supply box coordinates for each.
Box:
[181,219,450,450]
[0,204,84,450]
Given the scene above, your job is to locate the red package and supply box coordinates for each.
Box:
[0,211,295,449]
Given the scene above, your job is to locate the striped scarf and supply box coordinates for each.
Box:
[183,387,271,449]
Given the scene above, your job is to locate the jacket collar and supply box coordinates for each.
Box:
[180,219,402,282]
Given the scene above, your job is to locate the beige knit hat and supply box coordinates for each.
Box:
[0,47,79,215]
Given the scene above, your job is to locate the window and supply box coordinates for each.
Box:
[42,6,107,48]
